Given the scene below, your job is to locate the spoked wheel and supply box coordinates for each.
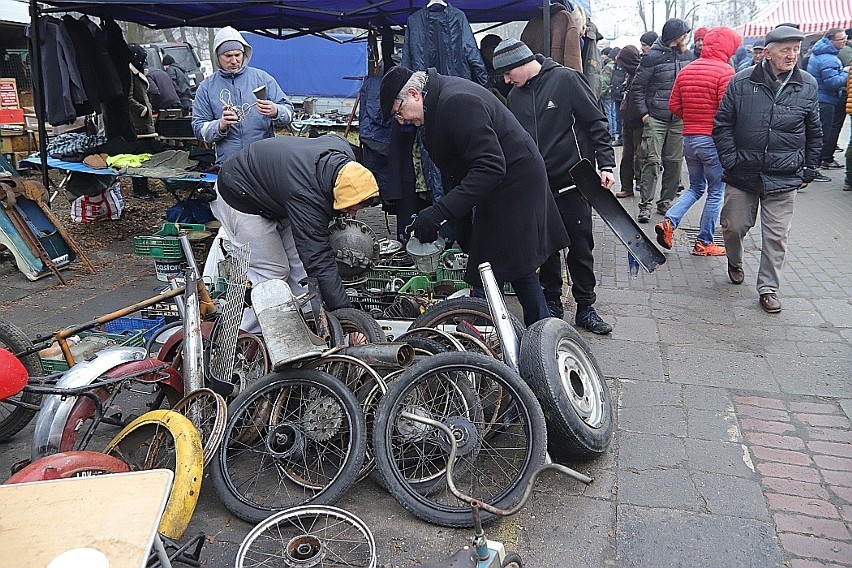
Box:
[408,297,524,363]
[229,332,270,398]
[395,328,465,352]
[304,353,387,481]
[519,318,613,461]
[171,388,228,466]
[374,352,547,527]
[331,308,386,345]
[103,409,204,539]
[236,505,377,568]
[210,369,366,524]
[0,316,43,442]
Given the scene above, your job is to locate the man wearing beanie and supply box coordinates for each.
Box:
[191,26,294,164]
[692,27,708,58]
[714,25,821,314]
[379,62,569,326]
[632,18,694,223]
[162,54,192,116]
[212,134,381,331]
[639,31,658,55]
[500,38,616,334]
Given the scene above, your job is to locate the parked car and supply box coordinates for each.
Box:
[142,42,205,92]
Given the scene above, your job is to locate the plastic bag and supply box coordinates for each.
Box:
[69,181,124,223]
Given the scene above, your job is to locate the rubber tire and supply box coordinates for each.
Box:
[210,368,367,524]
[519,318,613,461]
[331,308,387,344]
[0,316,43,442]
[373,351,547,527]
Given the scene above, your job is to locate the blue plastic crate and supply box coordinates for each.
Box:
[103,315,167,343]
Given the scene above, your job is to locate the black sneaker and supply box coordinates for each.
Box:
[638,207,651,223]
[575,307,613,335]
[813,173,831,183]
[546,299,564,319]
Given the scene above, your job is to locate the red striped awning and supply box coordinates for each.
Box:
[739,0,852,38]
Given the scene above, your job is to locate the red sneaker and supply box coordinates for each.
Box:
[691,241,726,256]
[654,218,674,249]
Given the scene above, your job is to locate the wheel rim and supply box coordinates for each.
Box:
[171,388,227,466]
[230,333,270,397]
[556,336,606,429]
[237,505,376,568]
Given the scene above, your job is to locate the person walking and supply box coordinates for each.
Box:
[379,65,570,326]
[613,45,643,198]
[655,27,741,257]
[632,18,695,223]
[714,26,822,314]
[806,29,849,171]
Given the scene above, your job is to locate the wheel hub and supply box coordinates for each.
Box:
[557,339,604,428]
[436,416,479,457]
[283,534,325,567]
[396,405,432,443]
[266,422,305,460]
[301,396,344,442]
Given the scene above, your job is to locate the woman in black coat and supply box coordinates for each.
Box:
[380,67,569,325]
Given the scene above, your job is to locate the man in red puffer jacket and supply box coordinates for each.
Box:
[655,27,742,256]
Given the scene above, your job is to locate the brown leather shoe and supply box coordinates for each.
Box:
[760,293,782,313]
[727,263,744,285]
[615,190,634,198]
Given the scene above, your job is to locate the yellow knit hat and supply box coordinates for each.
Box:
[333,162,379,210]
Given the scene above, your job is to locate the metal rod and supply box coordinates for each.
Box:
[477,262,519,373]
[28,0,50,193]
[182,267,205,394]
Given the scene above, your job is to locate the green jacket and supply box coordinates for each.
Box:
[600,60,615,101]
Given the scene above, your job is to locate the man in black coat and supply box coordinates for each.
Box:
[714,26,822,314]
[380,66,569,326]
[146,67,181,111]
[213,134,380,328]
[162,54,192,116]
[496,39,616,335]
[632,18,695,223]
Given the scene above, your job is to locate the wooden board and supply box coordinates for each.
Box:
[0,469,173,568]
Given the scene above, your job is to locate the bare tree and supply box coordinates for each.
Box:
[636,0,649,32]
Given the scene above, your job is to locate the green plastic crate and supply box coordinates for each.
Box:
[133,222,207,260]
[40,330,146,374]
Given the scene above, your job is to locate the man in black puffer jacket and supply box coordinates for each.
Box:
[632,18,695,222]
[714,26,822,314]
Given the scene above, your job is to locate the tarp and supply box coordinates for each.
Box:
[739,0,852,38]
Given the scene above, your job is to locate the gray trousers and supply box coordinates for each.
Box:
[211,197,308,333]
[720,185,796,295]
[639,116,683,208]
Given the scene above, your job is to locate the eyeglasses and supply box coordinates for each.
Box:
[392,98,406,121]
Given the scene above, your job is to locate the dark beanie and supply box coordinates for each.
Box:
[379,66,414,120]
[216,40,244,57]
[640,31,658,46]
[162,54,175,66]
[492,38,536,75]
[661,18,690,45]
[128,43,147,70]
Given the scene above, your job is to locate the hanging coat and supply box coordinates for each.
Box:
[420,69,569,285]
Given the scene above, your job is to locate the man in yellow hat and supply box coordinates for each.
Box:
[213,133,379,325]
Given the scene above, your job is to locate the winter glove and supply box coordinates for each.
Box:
[411,205,446,243]
[801,167,818,185]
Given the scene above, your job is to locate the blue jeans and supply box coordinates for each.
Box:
[603,99,617,139]
[666,135,724,245]
[472,271,548,327]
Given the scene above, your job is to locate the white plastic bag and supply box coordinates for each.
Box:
[69,181,124,223]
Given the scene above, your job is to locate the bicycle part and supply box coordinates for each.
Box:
[210,368,366,524]
[331,307,387,345]
[448,331,496,358]
[31,347,148,460]
[478,263,520,373]
[409,297,523,363]
[519,318,613,461]
[182,266,206,394]
[207,243,250,390]
[304,352,388,482]
[170,388,227,466]
[374,351,547,527]
[147,532,206,568]
[104,409,204,540]
[396,328,466,352]
[0,346,28,399]
[3,451,130,483]
[0,317,43,441]
[236,505,377,568]
[340,343,414,369]
[226,331,269,398]
[253,280,327,370]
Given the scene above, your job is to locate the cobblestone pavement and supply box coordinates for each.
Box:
[0,151,849,566]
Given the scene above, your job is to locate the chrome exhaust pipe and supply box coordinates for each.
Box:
[478,262,520,373]
[182,267,205,394]
[340,343,415,369]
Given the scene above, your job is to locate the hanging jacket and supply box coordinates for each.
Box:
[520,3,583,71]
[27,17,88,126]
[669,27,741,136]
[402,4,488,86]
[192,27,295,163]
[101,18,134,140]
[713,61,822,195]
[632,38,695,122]
[806,36,849,106]
[581,19,604,100]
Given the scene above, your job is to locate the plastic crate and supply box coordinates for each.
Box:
[365,265,420,291]
[133,222,207,260]
[40,330,147,374]
[103,315,166,343]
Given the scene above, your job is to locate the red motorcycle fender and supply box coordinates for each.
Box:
[4,450,130,483]
[155,321,215,363]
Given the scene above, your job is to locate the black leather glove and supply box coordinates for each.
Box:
[411,205,446,243]
[801,167,818,185]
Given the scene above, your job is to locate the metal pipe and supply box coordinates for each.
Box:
[181,267,205,394]
[477,262,520,373]
[339,343,414,369]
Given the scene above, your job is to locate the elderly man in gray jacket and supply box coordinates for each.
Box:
[714,26,822,314]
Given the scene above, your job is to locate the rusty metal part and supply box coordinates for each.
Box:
[339,343,414,369]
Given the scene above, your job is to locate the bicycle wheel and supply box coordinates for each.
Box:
[331,308,386,345]
[104,409,204,540]
[210,369,366,524]
[236,505,377,568]
[373,351,547,527]
[3,451,130,483]
[228,332,270,398]
[408,297,524,362]
[0,316,42,441]
[519,318,613,461]
[171,388,228,466]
